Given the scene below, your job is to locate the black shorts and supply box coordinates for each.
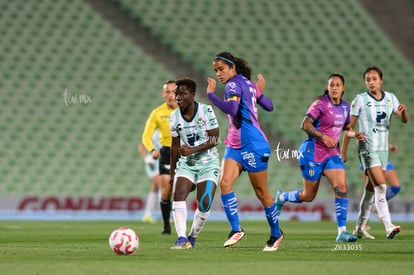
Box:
[159,146,171,175]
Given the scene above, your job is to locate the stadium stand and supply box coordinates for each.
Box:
[0,0,177,197]
[1,0,413,199]
[114,0,414,197]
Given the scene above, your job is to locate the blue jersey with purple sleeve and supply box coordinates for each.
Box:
[300,94,350,163]
[224,74,268,149]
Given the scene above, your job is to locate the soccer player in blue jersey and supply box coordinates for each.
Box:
[169,78,220,249]
[275,74,365,242]
[342,66,408,239]
[207,52,283,251]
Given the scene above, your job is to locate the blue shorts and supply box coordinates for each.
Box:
[299,155,345,182]
[223,145,270,173]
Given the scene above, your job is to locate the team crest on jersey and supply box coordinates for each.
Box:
[386,99,392,108]
[197,117,205,128]
[228,81,237,93]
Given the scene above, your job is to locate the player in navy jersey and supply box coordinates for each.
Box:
[275,74,365,242]
[207,51,283,251]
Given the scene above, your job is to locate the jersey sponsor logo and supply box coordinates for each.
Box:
[376,111,387,123]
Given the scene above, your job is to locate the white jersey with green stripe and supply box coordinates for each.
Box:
[170,102,219,165]
[350,91,399,152]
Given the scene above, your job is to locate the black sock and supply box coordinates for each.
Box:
[160,200,171,229]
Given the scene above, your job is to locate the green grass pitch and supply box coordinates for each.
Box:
[0,220,413,275]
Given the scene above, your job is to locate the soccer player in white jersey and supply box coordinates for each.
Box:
[342,66,408,239]
[169,78,220,249]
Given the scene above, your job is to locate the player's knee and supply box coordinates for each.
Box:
[199,180,214,213]
[199,198,212,212]
[334,186,347,198]
[300,194,315,202]
[300,190,316,202]
[254,189,266,202]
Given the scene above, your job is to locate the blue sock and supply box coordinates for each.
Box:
[386,186,401,201]
[264,203,281,237]
[335,198,348,228]
[283,189,302,203]
[221,192,241,232]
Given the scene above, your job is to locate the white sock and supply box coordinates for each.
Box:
[338,226,346,236]
[374,184,393,229]
[143,191,158,217]
[356,189,374,231]
[172,201,187,237]
[189,209,211,238]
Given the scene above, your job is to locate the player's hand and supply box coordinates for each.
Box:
[151,150,160,160]
[398,104,407,112]
[255,73,266,94]
[144,154,154,165]
[389,144,398,152]
[321,135,337,148]
[355,132,366,142]
[178,144,193,157]
[206,78,216,94]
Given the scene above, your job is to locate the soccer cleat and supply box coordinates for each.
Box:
[336,231,358,242]
[170,237,192,250]
[223,230,245,247]
[161,227,171,235]
[142,216,155,224]
[263,230,284,252]
[353,228,375,240]
[386,225,401,240]
[188,236,196,248]
[275,190,285,216]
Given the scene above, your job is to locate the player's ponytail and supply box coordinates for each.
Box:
[234,57,252,80]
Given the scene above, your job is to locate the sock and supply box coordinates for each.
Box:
[282,189,302,203]
[386,186,401,201]
[356,189,374,231]
[374,184,393,229]
[143,191,157,217]
[188,209,211,238]
[160,199,171,229]
[264,203,281,237]
[335,198,348,235]
[221,192,241,232]
[172,201,187,237]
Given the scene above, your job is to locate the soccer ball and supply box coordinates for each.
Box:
[109,227,139,255]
